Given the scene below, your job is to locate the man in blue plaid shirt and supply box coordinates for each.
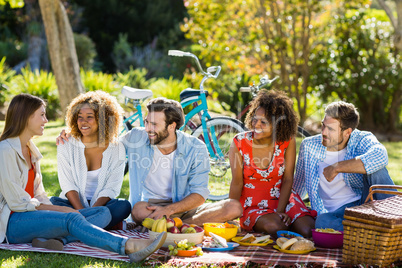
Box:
[294,101,395,231]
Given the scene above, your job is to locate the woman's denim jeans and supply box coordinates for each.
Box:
[315,167,395,231]
[6,207,127,255]
[50,197,131,229]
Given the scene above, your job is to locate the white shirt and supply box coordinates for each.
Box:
[318,148,360,212]
[142,146,175,201]
[85,168,101,201]
[57,137,126,207]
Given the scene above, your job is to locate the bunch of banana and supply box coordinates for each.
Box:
[142,218,155,229]
[151,216,167,233]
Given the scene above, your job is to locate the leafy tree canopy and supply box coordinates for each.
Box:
[0,0,24,8]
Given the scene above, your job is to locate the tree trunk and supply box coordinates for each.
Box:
[38,0,83,116]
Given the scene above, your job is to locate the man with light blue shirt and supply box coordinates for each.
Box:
[294,101,395,231]
[121,97,242,226]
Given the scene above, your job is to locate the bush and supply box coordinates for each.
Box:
[80,69,119,95]
[112,33,170,77]
[114,67,154,90]
[0,40,27,67]
[148,76,189,101]
[74,33,97,70]
[0,57,15,107]
[9,67,60,120]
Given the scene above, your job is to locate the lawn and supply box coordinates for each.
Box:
[0,120,401,267]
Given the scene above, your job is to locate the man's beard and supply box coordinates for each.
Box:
[322,135,344,149]
[148,127,169,145]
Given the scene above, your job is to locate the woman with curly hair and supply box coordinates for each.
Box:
[50,91,131,230]
[229,90,316,237]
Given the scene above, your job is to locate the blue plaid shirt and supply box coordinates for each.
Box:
[293,129,388,214]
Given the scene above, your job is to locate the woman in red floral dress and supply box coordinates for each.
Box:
[229,90,316,237]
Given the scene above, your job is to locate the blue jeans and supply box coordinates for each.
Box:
[6,207,127,255]
[50,197,132,229]
[316,168,395,231]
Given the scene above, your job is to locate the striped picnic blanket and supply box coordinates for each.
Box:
[0,230,346,267]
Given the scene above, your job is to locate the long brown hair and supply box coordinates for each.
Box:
[0,94,46,141]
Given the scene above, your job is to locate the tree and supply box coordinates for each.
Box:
[38,0,83,115]
[311,6,401,132]
[181,0,324,124]
[1,0,84,115]
[376,0,402,133]
[71,0,188,72]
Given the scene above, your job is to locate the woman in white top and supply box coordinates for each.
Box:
[50,91,131,229]
[0,93,166,262]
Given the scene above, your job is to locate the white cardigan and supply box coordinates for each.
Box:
[0,137,51,243]
[57,137,126,208]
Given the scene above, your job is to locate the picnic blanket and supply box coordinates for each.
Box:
[0,230,396,267]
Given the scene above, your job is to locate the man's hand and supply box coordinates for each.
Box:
[56,129,71,145]
[146,205,173,220]
[323,164,339,182]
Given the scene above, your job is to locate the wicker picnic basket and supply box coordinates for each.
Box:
[342,185,402,266]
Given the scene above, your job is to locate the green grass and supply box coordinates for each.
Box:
[0,120,401,267]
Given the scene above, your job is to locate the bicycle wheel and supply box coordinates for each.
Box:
[297,125,311,138]
[191,117,246,200]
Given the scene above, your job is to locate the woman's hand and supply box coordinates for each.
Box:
[56,129,71,145]
[276,212,291,226]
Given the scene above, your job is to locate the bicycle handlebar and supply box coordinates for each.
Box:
[168,50,192,57]
[240,75,280,96]
[168,49,221,78]
[239,87,251,92]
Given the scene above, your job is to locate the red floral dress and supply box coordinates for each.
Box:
[234,132,317,231]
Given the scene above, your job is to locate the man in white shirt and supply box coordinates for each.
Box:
[121,98,243,226]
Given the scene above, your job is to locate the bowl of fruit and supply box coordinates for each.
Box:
[168,239,203,257]
[203,222,238,241]
[144,216,204,247]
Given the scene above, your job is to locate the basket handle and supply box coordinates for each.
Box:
[364,184,402,203]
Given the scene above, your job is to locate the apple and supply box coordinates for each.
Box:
[168,226,180,233]
[193,226,204,233]
[184,227,196,233]
[180,223,190,233]
[166,218,175,229]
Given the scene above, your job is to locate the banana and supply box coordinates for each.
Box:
[156,216,167,233]
[151,218,159,232]
[142,218,155,229]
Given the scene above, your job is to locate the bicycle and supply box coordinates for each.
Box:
[120,50,247,201]
[238,75,311,138]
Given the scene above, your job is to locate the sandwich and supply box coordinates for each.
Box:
[209,232,228,248]
[275,237,315,251]
[240,233,271,244]
[239,233,256,243]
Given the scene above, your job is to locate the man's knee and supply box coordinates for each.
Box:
[367,167,394,185]
[224,199,243,218]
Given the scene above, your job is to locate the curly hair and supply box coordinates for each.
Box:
[65,91,123,144]
[244,89,299,142]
